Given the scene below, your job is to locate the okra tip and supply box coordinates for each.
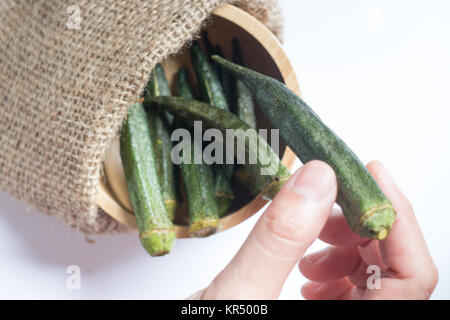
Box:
[140,228,176,257]
[212,55,236,70]
[357,204,396,240]
[189,218,220,238]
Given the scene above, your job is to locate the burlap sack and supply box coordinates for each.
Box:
[0,0,283,234]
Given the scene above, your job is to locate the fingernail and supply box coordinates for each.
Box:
[302,248,329,265]
[293,161,335,201]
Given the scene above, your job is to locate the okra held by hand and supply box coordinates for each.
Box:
[177,68,220,237]
[144,96,291,200]
[144,64,179,221]
[212,55,396,240]
[190,43,235,217]
[120,103,176,256]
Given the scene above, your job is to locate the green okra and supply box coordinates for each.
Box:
[230,39,258,194]
[144,63,174,126]
[145,64,179,220]
[215,45,232,107]
[120,103,175,256]
[144,96,291,200]
[190,43,234,217]
[181,139,220,237]
[177,68,195,100]
[200,34,232,104]
[212,55,396,240]
[232,167,260,196]
[190,42,229,111]
[145,64,171,97]
[232,38,257,129]
[177,68,220,237]
[201,34,222,86]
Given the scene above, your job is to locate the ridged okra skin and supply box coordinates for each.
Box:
[230,39,259,194]
[145,63,174,125]
[145,64,178,221]
[190,43,229,110]
[177,68,220,237]
[190,43,234,217]
[120,103,175,256]
[181,139,220,237]
[177,68,195,100]
[215,45,233,107]
[232,38,257,129]
[145,96,291,201]
[212,55,396,240]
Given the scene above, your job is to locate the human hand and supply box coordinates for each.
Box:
[300,160,438,299]
[187,160,437,299]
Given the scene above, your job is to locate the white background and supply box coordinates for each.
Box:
[0,0,449,299]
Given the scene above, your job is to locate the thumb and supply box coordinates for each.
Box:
[202,160,337,299]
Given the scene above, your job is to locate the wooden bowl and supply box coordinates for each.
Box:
[97,4,300,237]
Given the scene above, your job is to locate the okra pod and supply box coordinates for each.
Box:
[177,68,220,237]
[177,68,195,100]
[212,55,396,240]
[144,96,291,200]
[230,39,258,194]
[144,64,171,97]
[215,45,232,107]
[190,43,234,216]
[145,64,179,221]
[120,103,175,256]
[181,139,220,237]
[232,38,257,129]
[190,42,229,111]
[144,63,174,126]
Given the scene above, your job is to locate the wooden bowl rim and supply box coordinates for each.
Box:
[97,3,300,238]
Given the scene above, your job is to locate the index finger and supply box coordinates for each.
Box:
[367,161,437,285]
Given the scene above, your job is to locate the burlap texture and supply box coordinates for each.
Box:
[0,0,283,234]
